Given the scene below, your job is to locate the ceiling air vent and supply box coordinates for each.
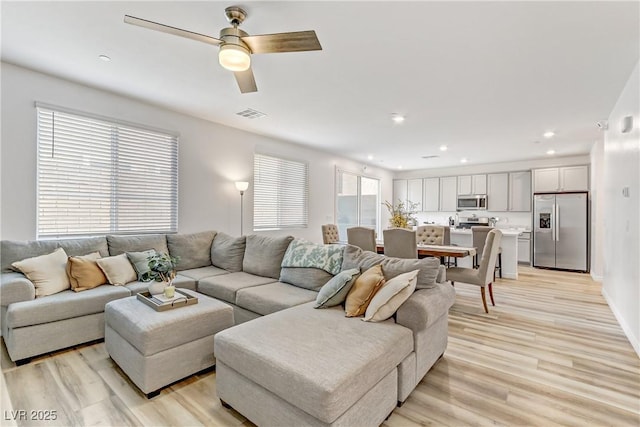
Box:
[236,108,266,119]
[421,155,440,159]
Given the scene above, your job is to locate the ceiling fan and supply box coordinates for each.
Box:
[124,6,322,93]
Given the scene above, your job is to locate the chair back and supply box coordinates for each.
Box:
[347,227,376,252]
[472,226,493,260]
[416,225,445,245]
[383,228,417,259]
[321,224,340,244]
[443,225,451,245]
[477,229,503,284]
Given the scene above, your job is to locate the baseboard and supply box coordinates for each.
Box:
[591,272,603,282]
[601,287,640,357]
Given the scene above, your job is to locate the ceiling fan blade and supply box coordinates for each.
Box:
[234,68,258,93]
[124,15,222,46]
[241,31,322,54]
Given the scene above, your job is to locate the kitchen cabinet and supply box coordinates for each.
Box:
[407,179,423,210]
[422,177,440,211]
[533,166,588,192]
[487,173,509,211]
[393,179,407,205]
[509,171,531,211]
[457,174,487,195]
[439,176,457,211]
[518,231,531,264]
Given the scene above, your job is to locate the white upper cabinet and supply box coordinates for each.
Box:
[487,173,509,211]
[533,166,588,192]
[407,179,423,211]
[393,179,408,205]
[458,174,487,195]
[422,177,440,211]
[509,171,531,211]
[440,176,458,211]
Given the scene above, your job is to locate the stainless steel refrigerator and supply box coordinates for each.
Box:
[533,192,588,272]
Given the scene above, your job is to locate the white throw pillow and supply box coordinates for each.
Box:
[12,247,70,297]
[96,253,138,286]
[363,269,418,322]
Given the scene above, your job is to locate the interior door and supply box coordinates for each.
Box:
[533,194,556,268]
[555,193,588,271]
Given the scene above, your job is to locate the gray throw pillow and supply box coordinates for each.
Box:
[211,233,246,273]
[280,267,334,291]
[167,230,217,270]
[126,249,157,282]
[381,256,440,289]
[341,244,383,271]
[314,268,360,308]
[243,235,294,279]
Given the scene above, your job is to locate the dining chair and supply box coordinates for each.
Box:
[471,226,502,279]
[321,224,340,244]
[383,228,417,259]
[415,225,444,245]
[447,229,503,313]
[346,227,376,252]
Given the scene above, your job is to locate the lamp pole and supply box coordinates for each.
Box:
[235,181,250,236]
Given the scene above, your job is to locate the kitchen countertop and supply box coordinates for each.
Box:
[450,228,526,236]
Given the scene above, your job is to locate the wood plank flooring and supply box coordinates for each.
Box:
[1,266,638,426]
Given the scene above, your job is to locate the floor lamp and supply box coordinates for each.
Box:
[235,181,249,236]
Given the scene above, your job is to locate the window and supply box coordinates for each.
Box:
[36,104,178,238]
[336,169,380,238]
[253,153,308,230]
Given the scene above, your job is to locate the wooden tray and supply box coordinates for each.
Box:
[136,289,198,312]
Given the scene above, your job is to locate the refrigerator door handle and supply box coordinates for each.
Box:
[555,203,560,241]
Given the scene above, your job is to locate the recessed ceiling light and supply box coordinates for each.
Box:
[98,55,111,62]
[533,140,541,144]
[398,165,403,170]
[460,158,468,163]
[367,154,374,160]
[546,149,556,155]
[439,145,448,151]
[543,131,555,138]
[391,114,405,124]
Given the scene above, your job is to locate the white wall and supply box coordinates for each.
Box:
[0,62,393,243]
[590,138,605,281]
[601,61,640,356]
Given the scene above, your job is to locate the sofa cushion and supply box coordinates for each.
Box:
[345,264,386,317]
[314,268,360,308]
[57,237,109,258]
[167,231,217,270]
[5,285,131,328]
[364,269,418,322]
[12,248,70,298]
[213,302,413,424]
[96,254,138,286]
[198,272,277,304]
[243,235,294,279]
[211,233,245,273]
[178,265,228,282]
[1,239,59,273]
[107,234,168,256]
[279,267,334,291]
[66,252,107,292]
[236,282,317,316]
[124,274,196,295]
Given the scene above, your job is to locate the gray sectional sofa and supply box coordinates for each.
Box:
[1,230,455,426]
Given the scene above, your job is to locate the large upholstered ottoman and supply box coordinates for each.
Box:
[214,302,414,426]
[105,289,234,397]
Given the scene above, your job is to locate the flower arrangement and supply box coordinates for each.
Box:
[144,253,180,283]
[383,199,419,229]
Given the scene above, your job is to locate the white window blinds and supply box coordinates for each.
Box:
[253,153,309,230]
[36,105,178,238]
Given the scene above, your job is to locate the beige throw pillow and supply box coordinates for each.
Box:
[96,254,138,286]
[345,264,386,317]
[12,247,70,297]
[364,269,418,322]
[66,252,107,292]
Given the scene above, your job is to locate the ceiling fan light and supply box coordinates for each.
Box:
[219,44,251,72]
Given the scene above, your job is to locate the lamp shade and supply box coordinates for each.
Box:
[219,44,251,72]
[235,181,249,192]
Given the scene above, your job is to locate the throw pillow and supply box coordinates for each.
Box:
[344,264,385,317]
[96,254,138,286]
[11,247,70,297]
[314,268,360,308]
[363,269,418,322]
[280,267,334,291]
[66,252,107,292]
[126,249,157,281]
[210,233,246,272]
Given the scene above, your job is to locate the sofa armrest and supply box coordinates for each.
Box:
[0,272,36,306]
[396,282,455,332]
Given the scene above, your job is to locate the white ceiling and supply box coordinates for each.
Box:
[2,1,639,170]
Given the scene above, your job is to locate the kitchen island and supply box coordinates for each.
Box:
[450,228,523,279]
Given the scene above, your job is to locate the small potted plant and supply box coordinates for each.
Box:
[383,199,419,229]
[144,253,180,296]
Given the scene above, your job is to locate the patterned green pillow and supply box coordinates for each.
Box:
[314,268,360,308]
[126,249,157,282]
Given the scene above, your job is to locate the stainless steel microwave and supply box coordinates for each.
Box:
[457,195,487,211]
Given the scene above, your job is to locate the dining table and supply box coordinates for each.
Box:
[375,243,476,261]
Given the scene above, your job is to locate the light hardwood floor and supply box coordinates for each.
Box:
[1,266,639,426]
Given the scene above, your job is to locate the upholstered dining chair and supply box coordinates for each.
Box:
[447,229,503,313]
[415,225,444,245]
[347,227,377,252]
[321,224,340,244]
[382,228,417,259]
[471,226,502,279]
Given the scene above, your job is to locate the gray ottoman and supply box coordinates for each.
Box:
[105,289,234,398]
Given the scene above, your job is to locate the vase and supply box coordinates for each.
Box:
[148,281,166,296]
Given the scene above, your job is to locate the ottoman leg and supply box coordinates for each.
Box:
[146,390,160,399]
[220,399,232,409]
[15,358,31,366]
